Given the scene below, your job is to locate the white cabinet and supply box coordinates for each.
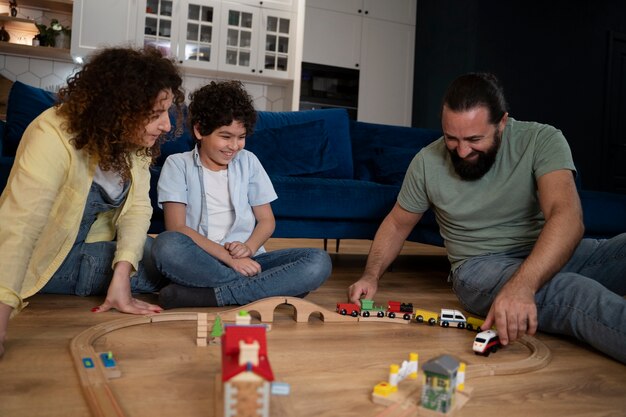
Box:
[135,0,296,79]
[71,0,138,60]
[303,0,416,126]
[303,6,360,70]
[139,0,222,70]
[358,17,414,126]
[219,2,294,79]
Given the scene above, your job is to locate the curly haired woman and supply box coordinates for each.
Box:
[153,81,332,308]
[0,47,185,358]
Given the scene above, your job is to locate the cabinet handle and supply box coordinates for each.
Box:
[251,69,256,73]
[355,63,359,68]
[358,9,362,13]
[259,70,263,73]
[364,10,369,15]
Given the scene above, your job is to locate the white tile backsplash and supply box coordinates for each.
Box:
[0,54,290,109]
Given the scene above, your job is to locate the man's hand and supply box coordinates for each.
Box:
[347,276,378,304]
[481,280,538,345]
[224,241,253,259]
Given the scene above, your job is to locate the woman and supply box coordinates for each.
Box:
[0,47,185,358]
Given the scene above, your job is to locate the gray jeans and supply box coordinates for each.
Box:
[452,235,626,363]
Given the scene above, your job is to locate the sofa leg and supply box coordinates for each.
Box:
[336,239,340,253]
[323,239,328,251]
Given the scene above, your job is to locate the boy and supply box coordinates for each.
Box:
[153,81,332,308]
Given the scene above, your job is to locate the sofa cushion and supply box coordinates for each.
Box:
[4,81,57,156]
[350,120,441,184]
[369,146,417,185]
[252,108,353,179]
[270,175,400,220]
[246,119,338,177]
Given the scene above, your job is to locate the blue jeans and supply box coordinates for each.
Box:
[452,234,626,363]
[41,182,167,296]
[151,231,332,306]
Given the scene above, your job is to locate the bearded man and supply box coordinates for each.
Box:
[347,72,626,364]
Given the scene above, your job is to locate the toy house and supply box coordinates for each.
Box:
[420,354,460,414]
[221,324,274,417]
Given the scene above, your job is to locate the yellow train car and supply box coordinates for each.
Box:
[413,308,438,325]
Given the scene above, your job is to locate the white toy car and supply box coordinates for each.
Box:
[473,329,501,356]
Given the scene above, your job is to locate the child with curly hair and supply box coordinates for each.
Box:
[153,80,332,308]
[0,46,185,358]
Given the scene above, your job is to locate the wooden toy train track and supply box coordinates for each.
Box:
[69,297,551,417]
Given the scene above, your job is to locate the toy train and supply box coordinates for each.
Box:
[336,299,485,331]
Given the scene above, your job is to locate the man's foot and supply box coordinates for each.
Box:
[158,284,219,309]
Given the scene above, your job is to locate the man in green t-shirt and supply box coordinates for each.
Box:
[348,73,626,364]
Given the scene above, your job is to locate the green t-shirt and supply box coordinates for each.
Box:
[398,118,576,270]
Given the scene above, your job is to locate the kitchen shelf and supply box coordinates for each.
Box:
[0,41,72,61]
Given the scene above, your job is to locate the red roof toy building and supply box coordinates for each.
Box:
[221,324,274,383]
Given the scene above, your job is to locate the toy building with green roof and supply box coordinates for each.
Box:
[420,354,460,414]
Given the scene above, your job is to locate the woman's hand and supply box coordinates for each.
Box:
[92,261,162,315]
[0,302,12,358]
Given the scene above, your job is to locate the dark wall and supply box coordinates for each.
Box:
[412,0,626,192]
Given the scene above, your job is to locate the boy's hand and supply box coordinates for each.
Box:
[224,241,253,258]
[230,257,262,277]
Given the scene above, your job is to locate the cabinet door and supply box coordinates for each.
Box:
[219,2,259,75]
[140,0,180,59]
[179,0,221,70]
[303,6,361,69]
[71,0,138,59]
[358,18,415,126]
[305,0,362,15]
[363,0,416,25]
[238,0,296,12]
[258,9,294,78]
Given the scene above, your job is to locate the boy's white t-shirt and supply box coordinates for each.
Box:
[202,167,235,243]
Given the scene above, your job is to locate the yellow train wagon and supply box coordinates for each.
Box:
[413,308,438,325]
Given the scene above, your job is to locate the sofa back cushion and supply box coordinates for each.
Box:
[3,81,57,156]
[248,108,353,179]
[350,120,442,184]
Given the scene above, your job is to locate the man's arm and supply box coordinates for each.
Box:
[482,169,584,344]
[347,203,423,303]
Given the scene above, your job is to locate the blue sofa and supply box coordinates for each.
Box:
[2,81,625,250]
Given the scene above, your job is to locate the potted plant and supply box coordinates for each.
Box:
[36,20,71,48]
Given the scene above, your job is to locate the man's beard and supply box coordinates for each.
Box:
[449,130,502,181]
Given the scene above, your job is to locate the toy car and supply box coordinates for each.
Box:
[473,329,501,356]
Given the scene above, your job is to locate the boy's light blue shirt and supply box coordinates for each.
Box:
[157,146,278,254]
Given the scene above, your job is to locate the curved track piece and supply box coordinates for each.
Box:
[466,335,552,377]
[70,314,198,417]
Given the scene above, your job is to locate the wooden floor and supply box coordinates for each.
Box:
[1,239,625,417]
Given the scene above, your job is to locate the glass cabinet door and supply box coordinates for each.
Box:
[261,10,293,77]
[220,3,259,74]
[182,0,221,69]
[219,4,294,78]
[143,0,176,57]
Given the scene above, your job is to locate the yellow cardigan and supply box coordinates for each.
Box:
[0,107,153,315]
